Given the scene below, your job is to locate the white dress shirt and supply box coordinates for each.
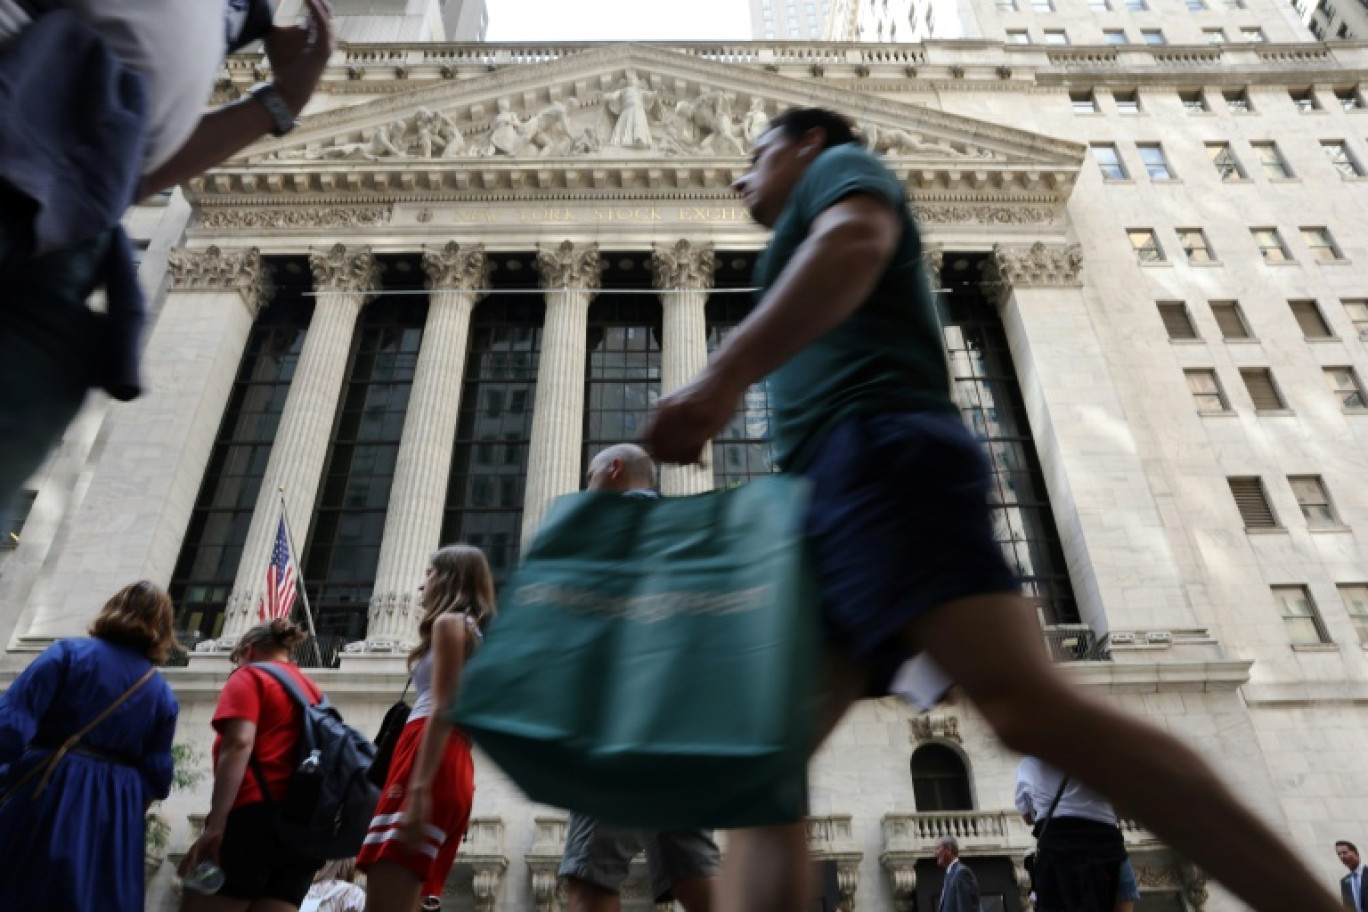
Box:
[1015,757,1118,827]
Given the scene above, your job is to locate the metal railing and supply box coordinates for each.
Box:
[1042,624,1109,662]
[162,631,348,669]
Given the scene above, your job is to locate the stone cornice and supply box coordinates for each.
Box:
[651,239,715,291]
[1063,659,1253,693]
[422,240,491,292]
[309,243,380,297]
[166,245,272,315]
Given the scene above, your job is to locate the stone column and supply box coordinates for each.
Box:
[361,243,489,654]
[17,248,270,644]
[651,240,716,495]
[983,242,1199,635]
[519,242,602,545]
[219,244,378,644]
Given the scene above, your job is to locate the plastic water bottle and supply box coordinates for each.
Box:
[181,861,225,895]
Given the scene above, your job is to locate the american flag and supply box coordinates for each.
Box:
[258,516,297,622]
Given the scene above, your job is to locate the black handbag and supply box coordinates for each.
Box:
[367,678,412,788]
[1023,773,1070,883]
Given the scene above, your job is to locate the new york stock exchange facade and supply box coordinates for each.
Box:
[6,35,1368,912]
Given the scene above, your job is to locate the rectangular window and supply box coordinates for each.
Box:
[1091,144,1127,179]
[1291,88,1320,112]
[1224,89,1251,113]
[997,0,1018,9]
[1252,142,1293,179]
[1137,143,1173,179]
[1044,29,1069,43]
[1130,229,1164,263]
[1124,0,1146,9]
[1229,476,1278,528]
[1103,28,1128,44]
[1339,584,1368,645]
[1335,86,1362,110]
[1251,228,1292,263]
[1223,0,1245,7]
[1211,301,1252,339]
[1186,369,1229,413]
[1289,475,1340,527]
[1114,90,1141,114]
[1180,90,1209,113]
[1208,143,1245,180]
[1186,0,1208,8]
[1240,26,1267,42]
[1141,28,1166,44]
[1323,141,1364,177]
[1241,367,1287,410]
[1158,301,1198,338]
[1007,29,1031,42]
[1203,28,1227,43]
[1032,0,1054,10]
[1342,299,1368,340]
[1290,300,1334,338]
[1072,90,1099,114]
[1089,0,1111,9]
[1177,229,1215,263]
[1273,585,1330,645]
[1301,227,1344,262]
[1325,367,1367,408]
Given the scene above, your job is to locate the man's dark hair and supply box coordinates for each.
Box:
[1339,840,1360,853]
[766,107,858,150]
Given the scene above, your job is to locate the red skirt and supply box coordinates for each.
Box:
[356,716,475,895]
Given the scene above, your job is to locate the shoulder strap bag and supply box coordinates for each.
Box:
[1023,774,1070,882]
[0,665,156,807]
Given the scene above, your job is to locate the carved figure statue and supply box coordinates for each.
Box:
[694,91,747,157]
[600,72,658,149]
[412,108,441,158]
[743,97,769,145]
[483,98,525,156]
[659,99,702,156]
[864,123,965,158]
[437,111,465,158]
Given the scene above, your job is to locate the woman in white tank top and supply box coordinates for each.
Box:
[357,545,495,912]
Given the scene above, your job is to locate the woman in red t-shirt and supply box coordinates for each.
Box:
[359,545,495,912]
[181,618,324,912]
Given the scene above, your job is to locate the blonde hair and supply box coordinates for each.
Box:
[88,580,176,663]
[231,617,308,665]
[408,544,496,670]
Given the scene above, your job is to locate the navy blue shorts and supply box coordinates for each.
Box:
[800,409,1020,695]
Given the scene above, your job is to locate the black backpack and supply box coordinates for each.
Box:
[248,663,381,861]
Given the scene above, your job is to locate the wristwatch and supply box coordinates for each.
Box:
[248,82,300,137]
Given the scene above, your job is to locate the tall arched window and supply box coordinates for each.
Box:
[911,743,973,811]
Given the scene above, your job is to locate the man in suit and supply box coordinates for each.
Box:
[1338,840,1368,910]
[935,836,979,912]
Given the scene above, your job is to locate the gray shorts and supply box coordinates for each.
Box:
[558,812,720,901]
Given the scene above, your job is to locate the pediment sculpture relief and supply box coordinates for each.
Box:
[258,72,1001,163]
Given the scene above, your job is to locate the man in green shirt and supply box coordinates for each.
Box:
[645,107,1338,912]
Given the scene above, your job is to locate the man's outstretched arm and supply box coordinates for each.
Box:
[645,192,900,464]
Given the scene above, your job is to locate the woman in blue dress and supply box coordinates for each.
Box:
[0,580,180,912]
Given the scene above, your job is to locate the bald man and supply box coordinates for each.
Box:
[557,443,719,912]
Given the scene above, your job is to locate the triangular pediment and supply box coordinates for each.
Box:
[192,44,1083,205]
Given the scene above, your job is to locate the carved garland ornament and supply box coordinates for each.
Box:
[197,206,393,230]
[650,239,716,291]
[910,714,962,744]
[167,246,272,314]
[423,241,492,291]
[536,240,605,290]
[913,205,1057,226]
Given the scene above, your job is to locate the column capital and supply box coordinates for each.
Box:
[309,243,380,298]
[650,239,716,292]
[167,246,272,315]
[983,241,1083,290]
[422,241,491,293]
[921,245,944,284]
[535,240,604,291]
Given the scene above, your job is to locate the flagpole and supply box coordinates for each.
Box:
[278,488,324,668]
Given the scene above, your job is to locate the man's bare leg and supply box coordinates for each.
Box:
[564,877,620,912]
[913,592,1340,912]
[716,650,870,912]
[669,875,715,912]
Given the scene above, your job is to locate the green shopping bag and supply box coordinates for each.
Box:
[449,475,822,830]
